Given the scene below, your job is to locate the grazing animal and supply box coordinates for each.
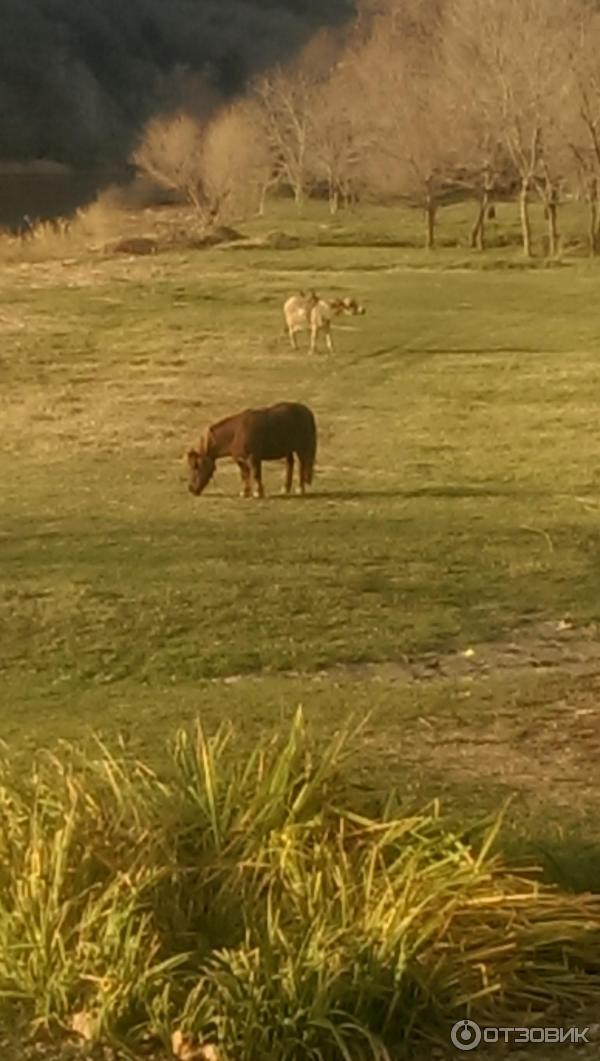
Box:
[283,290,366,354]
[187,401,317,499]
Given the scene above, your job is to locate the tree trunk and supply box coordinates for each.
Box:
[327,172,339,215]
[470,202,485,250]
[589,199,597,255]
[425,197,436,250]
[546,199,559,258]
[294,182,304,211]
[588,179,599,256]
[470,188,491,251]
[258,182,268,217]
[519,180,533,257]
[343,185,357,211]
[535,175,560,258]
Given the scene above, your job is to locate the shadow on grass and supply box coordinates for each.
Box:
[185,483,557,504]
[288,484,555,501]
[347,775,600,894]
[402,346,540,357]
[351,346,539,365]
[505,835,600,894]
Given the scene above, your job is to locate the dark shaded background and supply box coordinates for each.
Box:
[0,0,354,225]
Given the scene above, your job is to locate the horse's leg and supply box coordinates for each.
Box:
[237,460,252,498]
[325,324,334,354]
[289,327,298,350]
[297,455,307,496]
[283,454,294,494]
[309,324,318,355]
[249,456,265,498]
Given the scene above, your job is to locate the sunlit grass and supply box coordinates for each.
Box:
[2,200,600,887]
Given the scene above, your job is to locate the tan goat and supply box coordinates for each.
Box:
[282,291,366,354]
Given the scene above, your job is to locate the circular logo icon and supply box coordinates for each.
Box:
[450,1020,482,1051]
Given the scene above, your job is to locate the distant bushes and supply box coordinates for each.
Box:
[0,0,350,168]
[1,710,599,1058]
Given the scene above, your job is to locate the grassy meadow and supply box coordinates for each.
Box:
[2,196,600,886]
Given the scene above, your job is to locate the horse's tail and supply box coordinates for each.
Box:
[304,410,317,484]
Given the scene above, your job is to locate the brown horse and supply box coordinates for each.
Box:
[187,401,317,498]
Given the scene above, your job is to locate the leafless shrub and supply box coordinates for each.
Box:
[203,100,274,220]
[131,113,217,227]
[131,104,274,230]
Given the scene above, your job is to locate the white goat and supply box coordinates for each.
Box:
[282,291,366,354]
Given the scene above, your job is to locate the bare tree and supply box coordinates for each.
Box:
[232,97,285,216]
[204,100,275,220]
[132,104,274,229]
[442,25,511,250]
[309,60,372,214]
[252,30,341,211]
[132,113,220,226]
[561,3,600,254]
[447,0,572,258]
[353,7,454,248]
[252,67,313,210]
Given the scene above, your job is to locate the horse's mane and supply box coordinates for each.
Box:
[198,413,240,455]
[197,426,213,454]
[207,413,239,434]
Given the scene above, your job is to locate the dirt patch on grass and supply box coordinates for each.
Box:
[215,619,600,807]
[413,691,600,806]
[366,620,600,811]
[310,617,600,689]
[339,620,600,797]
[219,617,600,691]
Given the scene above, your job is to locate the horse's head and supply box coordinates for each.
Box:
[187,441,216,496]
[299,289,320,308]
[342,297,366,316]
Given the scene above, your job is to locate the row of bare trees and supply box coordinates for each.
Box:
[132,0,600,257]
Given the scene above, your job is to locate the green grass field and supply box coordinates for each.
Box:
[3,199,600,886]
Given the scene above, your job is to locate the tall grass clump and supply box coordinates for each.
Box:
[0,709,599,1058]
[0,192,131,262]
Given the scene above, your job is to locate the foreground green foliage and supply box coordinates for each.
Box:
[0,713,599,1057]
